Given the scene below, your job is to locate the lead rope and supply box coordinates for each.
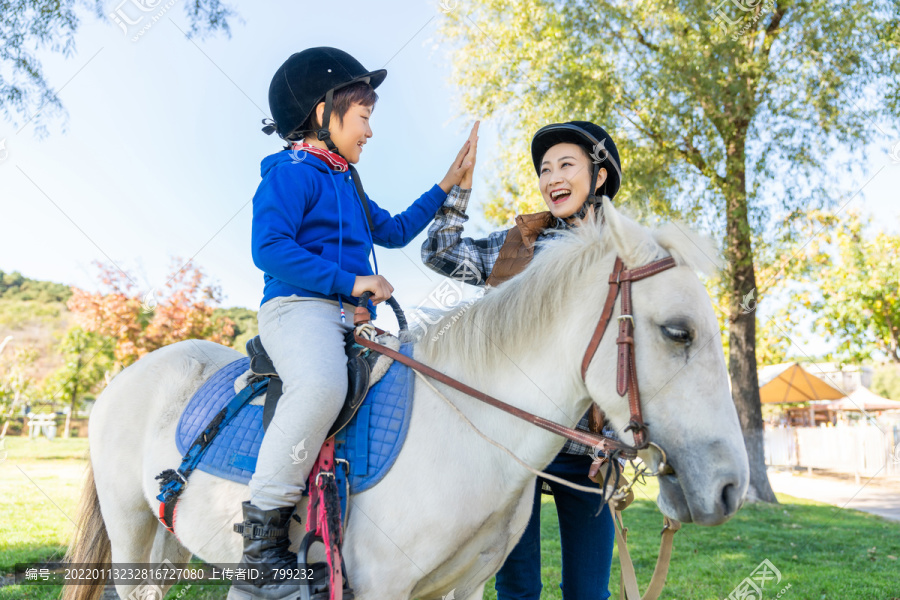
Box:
[613,506,681,600]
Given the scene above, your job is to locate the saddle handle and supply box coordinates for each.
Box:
[354,292,408,332]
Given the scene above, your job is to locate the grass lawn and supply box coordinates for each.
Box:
[2,437,899,599]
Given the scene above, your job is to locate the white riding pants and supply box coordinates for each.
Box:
[247,295,352,511]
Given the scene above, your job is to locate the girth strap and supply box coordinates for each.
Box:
[155,378,269,535]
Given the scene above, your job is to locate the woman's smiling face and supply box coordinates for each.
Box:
[539,142,607,219]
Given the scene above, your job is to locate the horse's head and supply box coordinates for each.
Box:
[417,198,748,524]
[578,198,749,525]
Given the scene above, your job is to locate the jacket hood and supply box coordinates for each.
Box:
[260,149,332,177]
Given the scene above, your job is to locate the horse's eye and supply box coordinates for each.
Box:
[661,325,692,344]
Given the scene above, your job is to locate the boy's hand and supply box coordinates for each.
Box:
[438,121,480,193]
[352,274,394,304]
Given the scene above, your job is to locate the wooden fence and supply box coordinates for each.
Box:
[765,424,900,478]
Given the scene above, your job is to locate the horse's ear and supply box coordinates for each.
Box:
[601,196,660,267]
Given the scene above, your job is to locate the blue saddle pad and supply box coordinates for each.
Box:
[175,344,415,494]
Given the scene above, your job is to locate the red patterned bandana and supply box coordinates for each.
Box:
[290,141,348,173]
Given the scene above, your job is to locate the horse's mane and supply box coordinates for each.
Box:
[415,208,720,375]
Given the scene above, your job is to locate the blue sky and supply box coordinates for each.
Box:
[0,1,495,324]
[1,0,899,339]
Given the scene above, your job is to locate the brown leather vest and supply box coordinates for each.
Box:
[484,211,555,287]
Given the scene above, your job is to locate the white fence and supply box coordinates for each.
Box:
[765,424,900,478]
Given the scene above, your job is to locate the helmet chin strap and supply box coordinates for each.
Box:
[316,88,342,155]
[586,162,606,207]
[313,85,378,279]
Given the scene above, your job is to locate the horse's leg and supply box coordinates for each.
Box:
[143,524,193,596]
[91,431,161,598]
[102,504,159,599]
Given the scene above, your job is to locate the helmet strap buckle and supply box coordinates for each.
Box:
[316,87,341,154]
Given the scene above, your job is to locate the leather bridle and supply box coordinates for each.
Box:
[353,254,683,600]
[580,255,678,449]
[353,253,679,459]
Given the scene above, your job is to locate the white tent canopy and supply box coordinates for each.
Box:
[830,386,900,412]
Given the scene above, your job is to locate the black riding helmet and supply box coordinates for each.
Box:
[531,121,622,203]
[262,47,387,154]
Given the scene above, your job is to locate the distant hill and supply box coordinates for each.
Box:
[0,269,72,303]
[0,270,258,385]
[0,270,73,382]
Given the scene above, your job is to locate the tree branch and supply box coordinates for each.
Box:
[616,106,723,185]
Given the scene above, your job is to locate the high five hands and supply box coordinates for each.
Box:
[354,122,480,304]
[439,121,480,193]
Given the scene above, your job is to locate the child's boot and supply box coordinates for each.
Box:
[226,501,302,600]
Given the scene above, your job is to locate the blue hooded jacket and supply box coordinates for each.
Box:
[251,150,446,308]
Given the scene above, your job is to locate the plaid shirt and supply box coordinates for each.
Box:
[422,186,618,456]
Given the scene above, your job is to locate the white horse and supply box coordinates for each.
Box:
[65,198,749,600]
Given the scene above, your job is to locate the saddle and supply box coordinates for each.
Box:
[244,330,389,438]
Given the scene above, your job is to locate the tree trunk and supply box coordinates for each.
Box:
[725,139,777,504]
[66,391,77,439]
[65,357,83,439]
[0,389,21,438]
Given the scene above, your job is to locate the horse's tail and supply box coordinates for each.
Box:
[61,457,111,600]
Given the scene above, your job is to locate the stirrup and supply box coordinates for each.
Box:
[297,532,355,600]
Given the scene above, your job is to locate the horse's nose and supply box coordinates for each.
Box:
[720,480,743,518]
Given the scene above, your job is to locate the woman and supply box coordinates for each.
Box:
[421,121,622,600]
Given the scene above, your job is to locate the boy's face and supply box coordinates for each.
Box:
[538,142,607,219]
[327,102,374,164]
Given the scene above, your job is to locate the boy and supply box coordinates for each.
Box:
[233,47,476,600]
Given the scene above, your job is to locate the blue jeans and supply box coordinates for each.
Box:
[495,452,614,600]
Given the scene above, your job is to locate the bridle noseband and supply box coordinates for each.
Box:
[581,255,678,449]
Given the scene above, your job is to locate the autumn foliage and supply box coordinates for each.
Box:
[67,258,235,367]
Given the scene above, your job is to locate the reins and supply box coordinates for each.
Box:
[353,251,682,600]
[352,331,640,461]
[354,253,678,461]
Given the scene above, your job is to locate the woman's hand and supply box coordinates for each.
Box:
[438,121,480,193]
[460,122,478,189]
[352,274,394,304]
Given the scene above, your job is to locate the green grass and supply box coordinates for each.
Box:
[0,438,88,570]
[2,438,899,599]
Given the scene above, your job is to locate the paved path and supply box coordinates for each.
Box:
[768,469,900,522]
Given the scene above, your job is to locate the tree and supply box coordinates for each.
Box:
[788,209,900,364]
[0,345,39,437]
[709,230,802,367]
[440,0,900,501]
[1,0,235,136]
[42,327,113,437]
[213,307,259,354]
[872,365,900,401]
[67,258,235,368]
